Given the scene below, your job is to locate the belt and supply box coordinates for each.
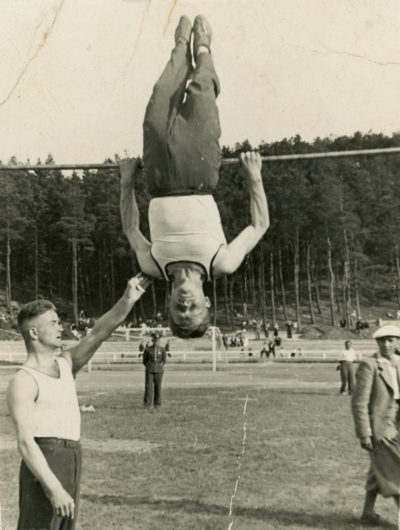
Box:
[151,190,213,197]
[35,437,80,448]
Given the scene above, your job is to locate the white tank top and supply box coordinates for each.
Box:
[149,195,227,281]
[19,357,81,441]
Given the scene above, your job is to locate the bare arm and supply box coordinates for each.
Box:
[214,152,269,276]
[7,371,76,519]
[64,274,151,375]
[119,158,162,278]
[120,158,149,252]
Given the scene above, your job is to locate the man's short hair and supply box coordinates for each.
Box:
[169,312,210,339]
[17,300,56,337]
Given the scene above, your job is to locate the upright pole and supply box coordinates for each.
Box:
[211,326,217,372]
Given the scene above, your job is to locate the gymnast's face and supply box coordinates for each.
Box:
[169,288,211,326]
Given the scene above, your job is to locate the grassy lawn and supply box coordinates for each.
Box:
[0,362,398,529]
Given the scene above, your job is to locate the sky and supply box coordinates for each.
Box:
[0,0,400,165]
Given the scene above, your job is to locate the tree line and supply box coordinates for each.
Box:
[1,131,400,331]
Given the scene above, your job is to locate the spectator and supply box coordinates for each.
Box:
[142,332,167,409]
[267,339,276,358]
[260,341,268,359]
[337,340,356,395]
[351,325,400,525]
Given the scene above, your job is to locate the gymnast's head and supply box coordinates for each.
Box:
[167,264,211,338]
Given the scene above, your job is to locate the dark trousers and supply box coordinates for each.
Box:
[18,438,81,530]
[340,362,355,394]
[143,41,221,196]
[144,371,163,407]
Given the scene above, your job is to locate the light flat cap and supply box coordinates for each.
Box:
[373,324,400,339]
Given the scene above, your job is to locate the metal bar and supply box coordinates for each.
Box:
[223,146,400,164]
[1,146,400,171]
[0,163,119,171]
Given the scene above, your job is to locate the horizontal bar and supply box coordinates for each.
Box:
[0,163,119,171]
[1,146,400,171]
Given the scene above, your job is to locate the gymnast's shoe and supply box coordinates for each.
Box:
[193,14,212,58]
[175,15,192,45]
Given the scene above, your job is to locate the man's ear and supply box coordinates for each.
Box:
[205,296,211,309]
[29,326,39,341]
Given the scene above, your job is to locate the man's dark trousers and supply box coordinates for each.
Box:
[18,438,81,530]
[144,370,163,408]
[143,40,221,197]
[340,361,354,394]
[143,344,166,408]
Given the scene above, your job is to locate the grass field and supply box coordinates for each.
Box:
[0,361,399,530]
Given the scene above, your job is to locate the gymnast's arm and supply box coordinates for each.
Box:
[213,152,269,276]
[119,158,162,278]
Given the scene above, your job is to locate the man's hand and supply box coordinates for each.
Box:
[360,436,373,451]
[119,158,142,188]
[124,273,152,303]
[46,484,75,519]
[239,151,262,182]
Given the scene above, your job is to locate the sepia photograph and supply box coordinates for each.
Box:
[1,1,400,528]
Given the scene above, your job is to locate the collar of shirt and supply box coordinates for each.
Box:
[378,357,400,399]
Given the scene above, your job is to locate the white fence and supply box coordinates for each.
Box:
[0,339,378,364]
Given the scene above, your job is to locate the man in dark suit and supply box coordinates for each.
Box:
[351,324,400,525]
[142,331,167,409]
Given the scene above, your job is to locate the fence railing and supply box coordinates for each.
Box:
[0,339,377,363]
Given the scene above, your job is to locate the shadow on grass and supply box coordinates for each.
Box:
[81,494,381,528]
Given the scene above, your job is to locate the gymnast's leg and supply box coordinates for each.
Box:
[169,15,221,192]
[143,16,193,195]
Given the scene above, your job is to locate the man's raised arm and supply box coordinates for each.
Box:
[215,151,269,275]
[64,273,151,375]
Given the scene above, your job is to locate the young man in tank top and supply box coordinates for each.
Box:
[120,15,269,338]
[6,273,150,530]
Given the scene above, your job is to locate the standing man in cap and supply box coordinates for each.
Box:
[142,331,167,409]
[351,324,400,525]
[338,340,358,395]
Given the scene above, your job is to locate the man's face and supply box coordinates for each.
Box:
[30,310,63,349]
[170,288,210,329]
[345,341,352,350]
[377,336,399,359]
[151,335,159,345]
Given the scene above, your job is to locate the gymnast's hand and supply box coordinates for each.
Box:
[239,151,262,183]
[119,157,142,188]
